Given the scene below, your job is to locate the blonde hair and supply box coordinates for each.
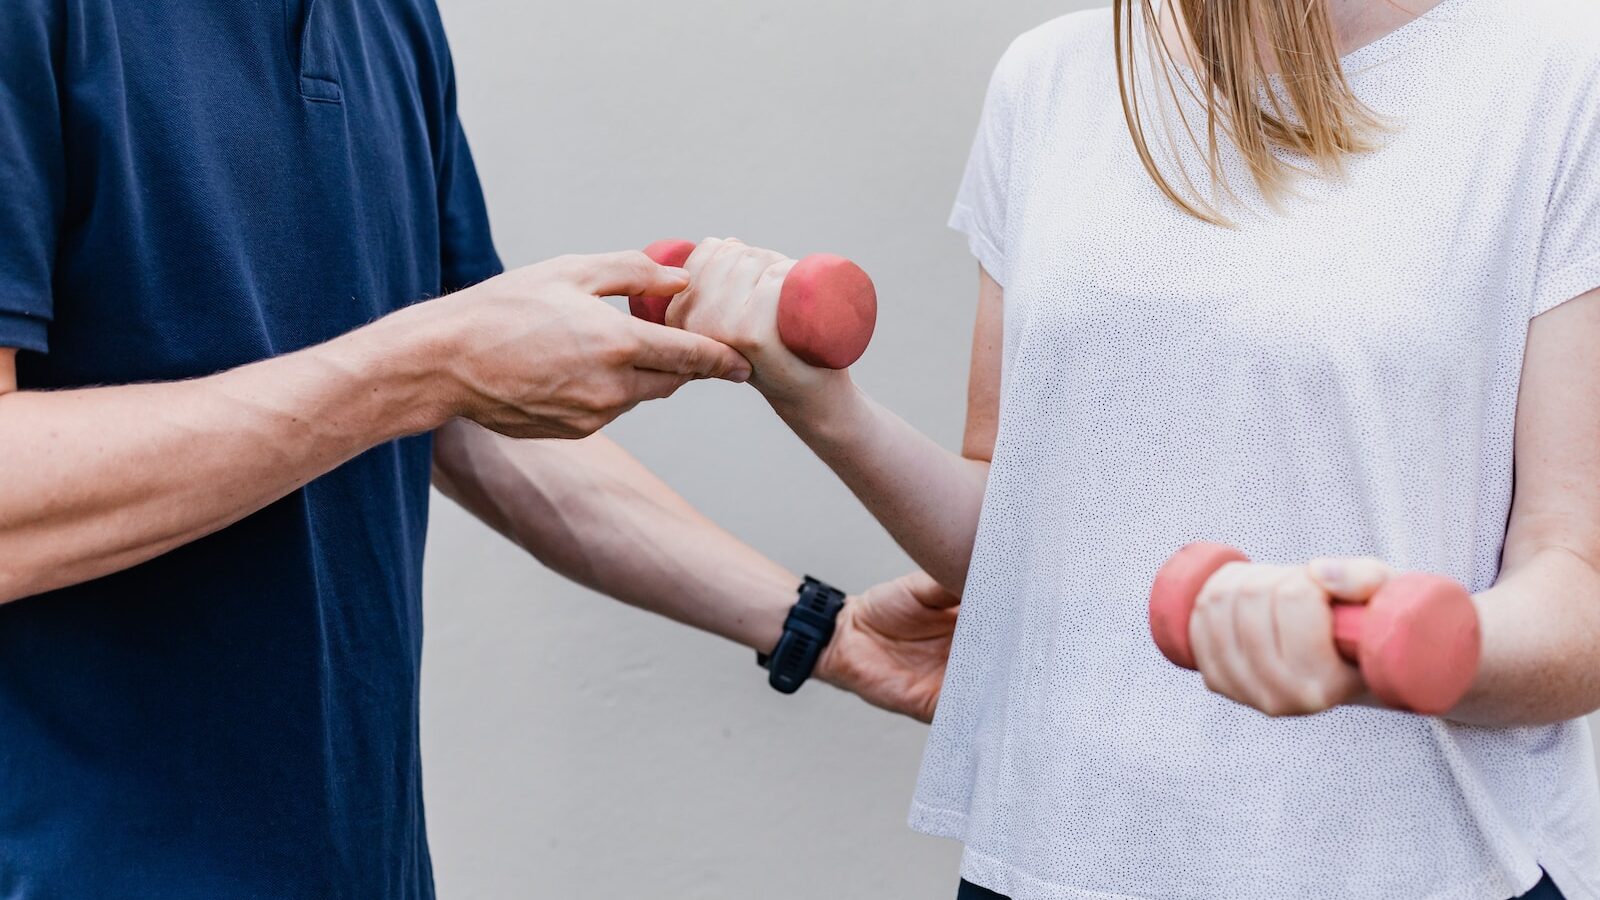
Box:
[1113,0,1383,225]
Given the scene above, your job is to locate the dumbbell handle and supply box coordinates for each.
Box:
[1330,604,1365,661]
[630,239,878,370]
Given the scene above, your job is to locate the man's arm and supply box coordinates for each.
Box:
[0,253,748,605]
[432,421,960,721]
[432,422,793,649]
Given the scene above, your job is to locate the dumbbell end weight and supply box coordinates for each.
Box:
[1342,573,1480,716]
[777,254,878,370]
[1148,542,1250,671]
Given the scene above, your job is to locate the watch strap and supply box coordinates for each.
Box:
[758,576,847,694]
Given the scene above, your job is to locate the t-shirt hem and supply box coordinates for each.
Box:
[958,844,1539,900]
[910,801,1550,900]
[949,203,1007,286]
[908,798,970,840]
[1539,844,1600,900]
[1533,245,1600,318]
[0,309,49,353]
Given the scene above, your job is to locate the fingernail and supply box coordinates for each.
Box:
[1310,559,1343,584]
[728,367,752,383]
[666,267,690,280]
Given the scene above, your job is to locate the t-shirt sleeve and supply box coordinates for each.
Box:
[433,47,503,295]
[0,0,66,353]
[1532,79,1600,318]
[949,38,1029,287]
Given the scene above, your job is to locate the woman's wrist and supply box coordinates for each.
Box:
[765,371,867,446]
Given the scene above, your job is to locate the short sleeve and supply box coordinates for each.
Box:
[0,0,66,353]
[949,39,1029,287]
[1532,79,1600,318]
[433,44,503,294]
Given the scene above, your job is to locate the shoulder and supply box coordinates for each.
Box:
[981,7,1117,130]
[1473,0,1600,88]
[993,8,1114,88]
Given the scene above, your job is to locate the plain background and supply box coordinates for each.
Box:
[418,2,1600,899]
[418,2,1080,897]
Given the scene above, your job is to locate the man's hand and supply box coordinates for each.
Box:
[399,251,752,439]
[817,572,960,723]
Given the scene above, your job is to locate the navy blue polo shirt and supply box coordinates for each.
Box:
[0,1,501,897]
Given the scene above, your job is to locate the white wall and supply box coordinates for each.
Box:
[420,2,1600,898]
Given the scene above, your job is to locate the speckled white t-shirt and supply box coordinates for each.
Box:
[912,2,1600,898]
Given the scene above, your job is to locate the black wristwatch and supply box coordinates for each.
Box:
[757,576,847,694]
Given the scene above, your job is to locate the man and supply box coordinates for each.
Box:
[0,1,955,897]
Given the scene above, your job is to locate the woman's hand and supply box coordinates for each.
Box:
[669,238,854,412]
[1189,557,1398,716]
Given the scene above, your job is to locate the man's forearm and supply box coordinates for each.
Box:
[770,382,989,593]
[0,314,447,604]
[432,422,794,653]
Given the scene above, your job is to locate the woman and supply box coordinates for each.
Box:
[674,0,1600,897]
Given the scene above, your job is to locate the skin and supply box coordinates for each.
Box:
[667,243,998,593]
[431,422,959,721]
[671,235,1600,729]
[0,250,958,723]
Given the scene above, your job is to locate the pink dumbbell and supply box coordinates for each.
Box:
[629,239,878,370]
[1148,542,1482,715]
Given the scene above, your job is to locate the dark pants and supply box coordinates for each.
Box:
[957,873,1566,900]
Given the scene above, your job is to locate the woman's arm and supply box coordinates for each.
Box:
[432,421,796,650]
[670,239,1003,592]
[1450,288,1600,725]
[1185,289,1600,726]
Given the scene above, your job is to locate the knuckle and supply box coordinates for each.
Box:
[1271,577,1305,605]
[610,334,644,363]
[759,258,790,283]
[622,250,655,276]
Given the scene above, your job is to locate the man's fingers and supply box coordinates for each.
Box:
[569,250,690,299]
[1307,557,1395,603]
[626,319,752,382]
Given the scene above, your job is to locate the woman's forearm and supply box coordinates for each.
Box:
[770,379,990,593]
[1450,544,1600,727]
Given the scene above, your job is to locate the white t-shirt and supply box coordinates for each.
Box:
[914,1,1600,898]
